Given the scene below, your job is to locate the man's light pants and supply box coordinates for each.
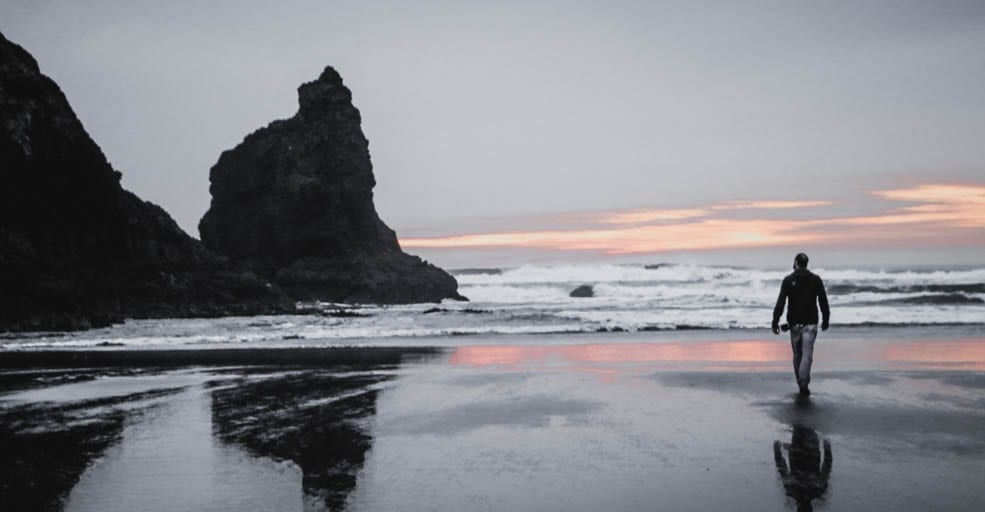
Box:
[790,324,818,386]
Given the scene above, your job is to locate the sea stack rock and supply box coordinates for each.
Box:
[0,31,290,331]
[199,67,465,304]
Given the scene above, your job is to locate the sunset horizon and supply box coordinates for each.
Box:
[400,182,985,268]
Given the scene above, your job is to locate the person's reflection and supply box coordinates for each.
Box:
[773,423,833,512]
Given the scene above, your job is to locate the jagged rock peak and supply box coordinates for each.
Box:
[0,30,39,75]
[297,66,355,117]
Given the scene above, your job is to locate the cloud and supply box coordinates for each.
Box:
[600,208,708,225]
[710,200,834,211]
[843,184,985,228]
[596,200,833,225]
[400,183,985,254]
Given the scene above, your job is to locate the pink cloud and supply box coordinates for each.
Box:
[400,183,985,254]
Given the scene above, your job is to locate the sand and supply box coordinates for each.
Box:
[1,329,983,511]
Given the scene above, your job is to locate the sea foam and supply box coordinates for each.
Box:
[3,264,983,349]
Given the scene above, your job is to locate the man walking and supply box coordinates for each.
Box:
[772,253,830,395]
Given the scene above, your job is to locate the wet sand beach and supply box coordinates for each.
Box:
[2,330,984,511]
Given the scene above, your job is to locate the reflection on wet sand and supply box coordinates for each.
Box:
[0,403,127,512]
[771,396,833,512]
[450,337,985,371]
[451,341,788,366]
[0,381,177,512]
[877,339,985,370]
[2,343,984,511]
[210,368,398,511]
[0,348,435,512]
[773,398,833,512]
[65,385,302,512]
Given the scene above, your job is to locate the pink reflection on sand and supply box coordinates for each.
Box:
[450,341,790,367]
[876,339,985,370]
[450,338,985,372]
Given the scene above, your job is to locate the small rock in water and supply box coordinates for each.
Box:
[569,285,594,298]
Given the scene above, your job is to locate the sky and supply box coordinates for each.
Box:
[2,0,984,268]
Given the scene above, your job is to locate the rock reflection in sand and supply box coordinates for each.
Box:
[1,348,428,512]
[65,385,302,512]
[3,343,984,512]
[0,384,141,511]
[210,368,399,511]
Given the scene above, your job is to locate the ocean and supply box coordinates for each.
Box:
[3,265,985,512]
[3,263,984,350]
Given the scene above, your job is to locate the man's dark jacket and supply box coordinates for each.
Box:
[773,268,830,327]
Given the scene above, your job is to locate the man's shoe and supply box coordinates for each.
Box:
[798,383,810,396]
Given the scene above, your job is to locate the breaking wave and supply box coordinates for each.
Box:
[3,263,983,349]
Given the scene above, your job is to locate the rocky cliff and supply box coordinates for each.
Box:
[0,31,291,331]
[199,67,464,303]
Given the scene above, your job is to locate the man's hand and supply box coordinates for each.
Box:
[821,321,829,332]
[771,323,780,335]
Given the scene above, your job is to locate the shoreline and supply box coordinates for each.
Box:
[2,326,983,373]
[0,346,443,370]
[3,322,984,350]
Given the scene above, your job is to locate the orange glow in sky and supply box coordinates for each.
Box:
[401,183,985,254]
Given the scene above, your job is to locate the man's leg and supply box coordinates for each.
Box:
[798,325,818,390]
[790,325,803,384]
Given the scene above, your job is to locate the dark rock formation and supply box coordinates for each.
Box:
[569,284,594,298]
[199,66,464,303]
[0,31,291,332]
